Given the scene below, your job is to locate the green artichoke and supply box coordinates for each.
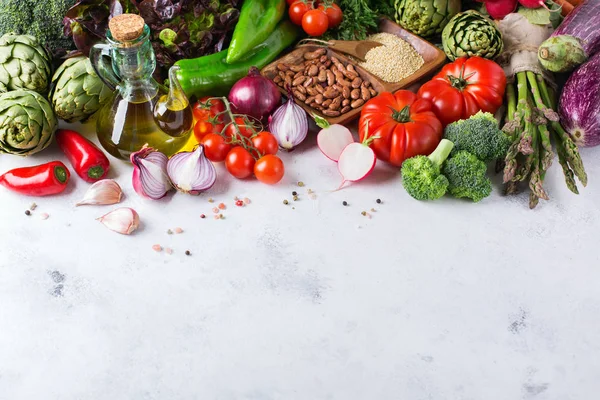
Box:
[394,0,461,39]
[50,56,112,123]
[0,90,57,156]
[442,10,504,61]
[0,33,52,94]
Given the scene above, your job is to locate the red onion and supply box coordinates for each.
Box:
[167,145,216,195]
[131,146,172,200]
[269,90,308,150]
[228,66,281,120]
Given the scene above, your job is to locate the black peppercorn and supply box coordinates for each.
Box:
[292,191,297,196]
[342,201,348,206]
[185,250,191,256]
[376,199,382,204]
[25,210,31,216]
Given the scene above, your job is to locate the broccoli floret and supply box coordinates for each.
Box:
[444,111,511,162]
[0,0,77,56]
[401,139,454,201]
[442,151,492,202]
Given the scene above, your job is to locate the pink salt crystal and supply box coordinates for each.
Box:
[212,207,219,214]
[165,248,173,255]
[243,197,251,204]
[40,213,49,220]
[152,244,162,252]
[174,227,183,234]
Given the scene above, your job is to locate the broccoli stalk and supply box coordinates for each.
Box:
[442,151,492,202]
[401,139,454,201]
[444,111,511,162]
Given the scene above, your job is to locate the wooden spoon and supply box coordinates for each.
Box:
[298,39,383,61]
[327,40,383,61]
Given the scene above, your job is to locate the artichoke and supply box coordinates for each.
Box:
[0,90,57,156]
[394,0,461,39]
[50,56,112,123]
[0,33,52,94]
[442,10,504,61]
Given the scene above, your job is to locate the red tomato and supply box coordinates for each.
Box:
[200,133,232,162]
[254,155,285,185]
[193,120,220,142]
[417,56,507,126]
[317,3,342,28]
[302,9,329,36]
[225,147,256,179]
[286,0,300,5]
[251,131,279,156]
[289,0,314,26]
[225,116,257,139]
[358,90,443,167]
[192,97,226,122]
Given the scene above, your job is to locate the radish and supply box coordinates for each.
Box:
[314,114,354,162]
[517,0,549,9]
[336,123,378,190]
[484,0,518,19]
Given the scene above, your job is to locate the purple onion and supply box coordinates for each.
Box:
[269,91,308,151]
[228,66,281,120]
[130,146,172,200]
[167,145,216,195]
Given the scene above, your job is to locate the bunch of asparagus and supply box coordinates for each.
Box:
[502,71,587,209]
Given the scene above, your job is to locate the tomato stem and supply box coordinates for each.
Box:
[391,105,411,123]
[447,62,476,91]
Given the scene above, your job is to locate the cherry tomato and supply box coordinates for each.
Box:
[302,9,329,37]
[286,0,299,5]
[192,97,226,122]
[251,131,279,156]
[289,0,314,26]
[318,3,342,28]
[254,155,285,185]
[200,133,232,162]
[225,116,257,139]
[225,147,256,179]
[193,120,221,142]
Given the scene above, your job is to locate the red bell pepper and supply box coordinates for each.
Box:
[0,161,70,196]
[56,129,110,182]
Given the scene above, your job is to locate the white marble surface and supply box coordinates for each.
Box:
[1,121,599,399]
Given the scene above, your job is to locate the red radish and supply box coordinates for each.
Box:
[314,114,354,162]
[517,0,549,9]
[485,0,518,19]
[336,123,378,190]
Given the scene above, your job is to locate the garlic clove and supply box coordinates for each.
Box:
[76,179,123,206]
[97,207,140,235]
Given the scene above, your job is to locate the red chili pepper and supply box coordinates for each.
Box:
[0,161,70,196]
[56,129,110,182]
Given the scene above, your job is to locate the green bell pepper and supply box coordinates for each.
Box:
[225,0,286,64]
[175,20,299,99]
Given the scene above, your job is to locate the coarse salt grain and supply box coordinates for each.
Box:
[165,248,173,255]
[243,197,251,204]
[174,227,183,234]
[40,213,49,220]
[212,207,219,214]
[152,244,162,252]
[358,33,424,83]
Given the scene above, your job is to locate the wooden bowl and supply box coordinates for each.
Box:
[261,18,447,125]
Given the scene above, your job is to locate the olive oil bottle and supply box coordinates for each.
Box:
[90,14,193,160]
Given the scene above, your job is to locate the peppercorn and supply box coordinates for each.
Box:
[167,229,173,234]
[200,214,206,219]
[342,201,348,206]
[376,199,382,204]
[292,191,297,196]
[293,195,299,201]
[185,250,191,256]
[361,211,367,216]
[283,199,289,205]
[25,210,31,216]
[298,181,305,187]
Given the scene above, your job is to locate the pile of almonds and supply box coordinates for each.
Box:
[272,48,377,117]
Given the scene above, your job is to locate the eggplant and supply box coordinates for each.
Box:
[559,53,600,147]
[538,0,600,72]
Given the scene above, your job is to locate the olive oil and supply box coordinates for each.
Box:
[90,15,193,161]
[97,94,192,160]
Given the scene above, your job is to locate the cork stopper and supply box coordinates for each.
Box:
[109,14,145,42]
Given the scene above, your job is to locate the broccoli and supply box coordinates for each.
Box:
[401,139,454,201]
[442,151,492,202]
[0,0,77,56]
[443,111,511,162]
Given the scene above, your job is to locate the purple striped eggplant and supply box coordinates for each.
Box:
[559,53,600,147]
[538,0,600,72]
